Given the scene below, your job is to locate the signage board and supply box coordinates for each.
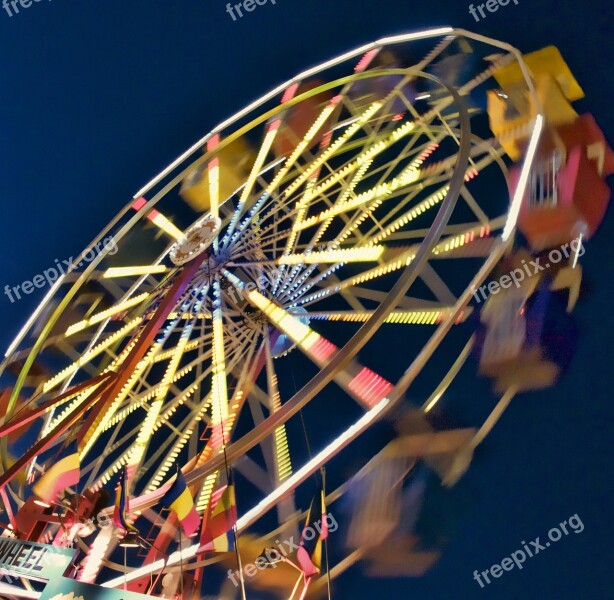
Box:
[40,577,159,600]
[0,538,75,582]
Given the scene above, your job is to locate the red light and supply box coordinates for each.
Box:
[309,337,337,362]
[355,49,379,73]
[349,367,393,408]
[207,134,220,151]
[281,83,300,104]
[132,197,148,211]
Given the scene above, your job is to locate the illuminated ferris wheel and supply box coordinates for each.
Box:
[0,27,553,600]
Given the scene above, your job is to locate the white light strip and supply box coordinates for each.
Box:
[502,115,544,241]
[572,233,583,269]
[378,29,453,45]
[4,276,65,357]
[237,398,390,530]
[27,250,170,479]
[133,27,452,200]
[102,545,198,588]
[102,397,391,587]
[0,583,40,599]
[103,265,169,278]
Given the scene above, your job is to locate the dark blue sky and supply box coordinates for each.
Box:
[1,0,612,598]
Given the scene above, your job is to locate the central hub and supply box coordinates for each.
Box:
[170,215,221,266]
[200,248,231,277]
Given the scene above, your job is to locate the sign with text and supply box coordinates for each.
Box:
[40,577,159,600]
[0,538,75,582]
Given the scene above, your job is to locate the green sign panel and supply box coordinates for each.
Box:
[40,577,158,600]
[0,538,75,582]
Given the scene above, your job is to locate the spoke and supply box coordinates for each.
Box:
[282,101,384,200]
[102,266,169,279]
[222,120,282,245]
[145,324,255,493]
[206,134,221,220]
[419,263,457,306]
[210,275,230,449]
[224,270,391,410]
[292,223,494,308]
[195,329,260,513]
[278,245,385,265]
[44,383,112,441]
[264,332,292,483]
[40,318,143,395]
[131,197,184,240]
[79,269,204,459]
[307,307,470,325]
[124,318,197,485]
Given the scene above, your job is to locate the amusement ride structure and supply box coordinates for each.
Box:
[0,26,611,600]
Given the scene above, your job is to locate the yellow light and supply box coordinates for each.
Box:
[153,340,201,363]
[208,161,220,218]
[283,101,383,199]
[103,266,168,278]
[42,317,142,393]
[292,159,420,233]
[265,338,292,482]
[243,127,278,207]
[45,384,103,434]
[149,212,183,240]
[331,160,375,245]
[308,309,460,324]
[266,100,339,194]
[502,115,544,241]
[80,343,161,458]
[295,139,389,207]
[65,293,149,337]
[196,471,219,512]
[368,186,450,246]
[79,526,113,583]
[279,245,385,265]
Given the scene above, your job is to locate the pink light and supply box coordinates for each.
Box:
[308,336,337,362]
[132,196,162,223]
[421,143,439,159]
[268,119,283,133]
[320,130,333,149]
[207,134,220,151]
[355,49,379,72]
[348,367,394,408]
[281,83,300,103]
[132,197,147,211]
[210,417,230,449]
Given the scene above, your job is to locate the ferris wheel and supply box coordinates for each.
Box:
[0,27,547,600]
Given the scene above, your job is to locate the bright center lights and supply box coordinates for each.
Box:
[170,215,222,266]
[278,246,385,265]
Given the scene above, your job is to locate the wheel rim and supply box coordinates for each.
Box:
[0,28,543,596]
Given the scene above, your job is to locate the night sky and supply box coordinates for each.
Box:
[1,0,613,598]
